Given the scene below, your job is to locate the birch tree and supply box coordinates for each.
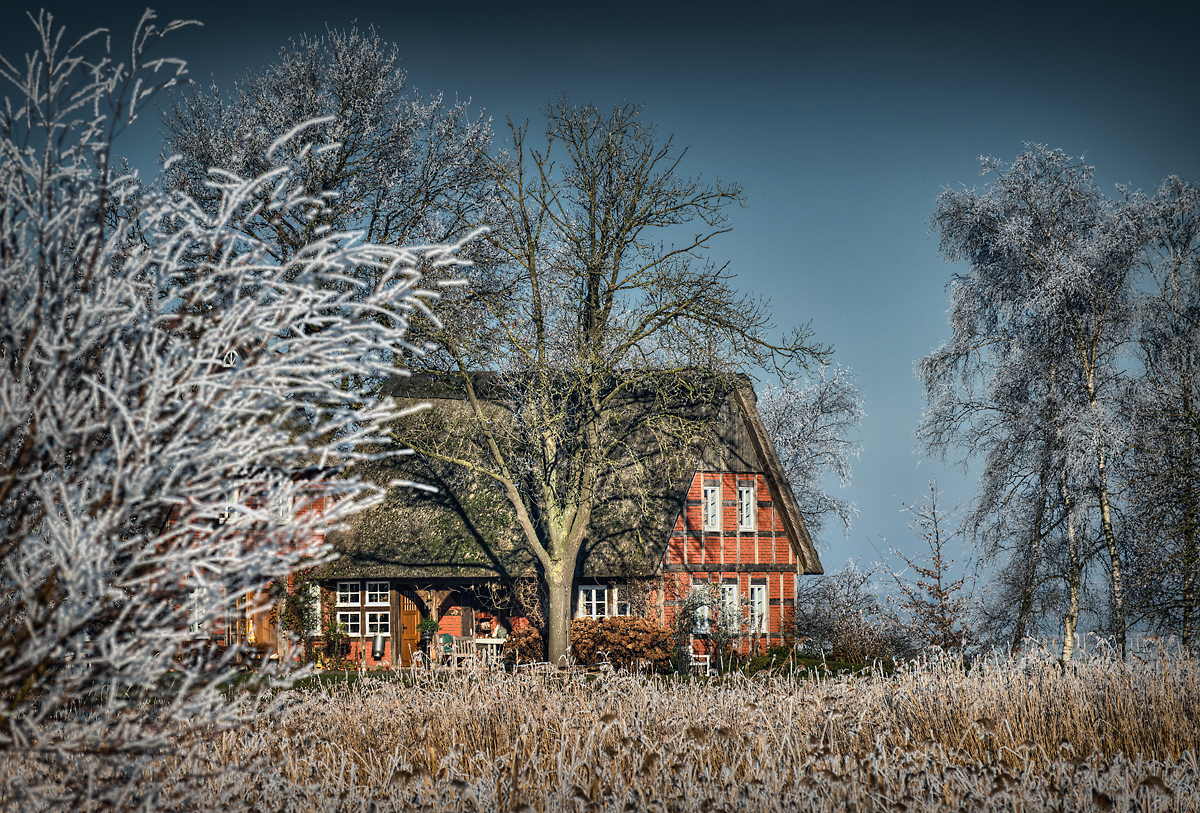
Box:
[0,12,460,808]
[399,100,829,665]
[1125,177,1200,646]
[920,146,1144,658]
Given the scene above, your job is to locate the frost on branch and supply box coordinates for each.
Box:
[0,12,467,809]
[756,367,862,544]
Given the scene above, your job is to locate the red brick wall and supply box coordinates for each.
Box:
[660,471,798,653]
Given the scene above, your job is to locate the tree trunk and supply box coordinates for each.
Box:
[1061,477,1082,662]
[1094,442,1126,658]
[1012,459,1051,655]
[545,562,574,666]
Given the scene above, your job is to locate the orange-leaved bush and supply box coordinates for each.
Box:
[570,617,673,672]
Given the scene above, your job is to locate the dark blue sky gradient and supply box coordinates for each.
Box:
[4,1,1197,574]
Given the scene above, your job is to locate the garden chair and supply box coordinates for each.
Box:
[440,633,456,669]
[688,645,712,675]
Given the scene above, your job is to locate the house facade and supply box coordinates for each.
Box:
[312,375,824,666]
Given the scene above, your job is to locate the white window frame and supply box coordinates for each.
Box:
[337,611,361,637]
[188,587,208,636]
[298,583,321,636]
[702,485,721,531]
[365,581,390,605]
[720,582,740,635]
[218,487,241,525]
[738,485,756,531]
[749,583,768,634]
[691,583,712,635]
[365,611,390,636]
[336,581,360,606]
[577,585,608,619]
[613,584,631,617]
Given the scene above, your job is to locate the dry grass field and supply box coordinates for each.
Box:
[174,647,1200,812]
[8,647,1200,811]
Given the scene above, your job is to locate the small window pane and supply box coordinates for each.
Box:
[365,581,389,605]
[337,611,361,637]
[337,582,360,606]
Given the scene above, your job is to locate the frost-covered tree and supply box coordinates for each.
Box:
[921,146,1145,658]
[756,366,862,544]
[161,26,494,261]
[1125,177,1200,646]
[0,12,462,808]
[887,483,971,652]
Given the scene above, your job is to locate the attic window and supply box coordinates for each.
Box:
[702,485,721,531]
[738,485,756,531]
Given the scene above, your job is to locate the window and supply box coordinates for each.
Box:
[749,582,767,634]
[218,487,241,525]
[691,583,712,635]
[578,585,607,618]
[738,485,756,531]
[702,485,721,530]
[366,612,390,636]
[365,581,390,605]
[188,587,208,635]
[719,582,740,634]
[613,584,631,617]
[336,582,360,605]
[336,611,361,637]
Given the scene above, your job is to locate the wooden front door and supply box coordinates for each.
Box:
[398,590,421,666]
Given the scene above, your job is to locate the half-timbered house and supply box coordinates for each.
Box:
[312,373,824,666]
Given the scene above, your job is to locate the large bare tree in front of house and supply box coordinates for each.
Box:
[398,100,829,664]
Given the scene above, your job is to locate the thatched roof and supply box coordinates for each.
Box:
[315,372,821,581]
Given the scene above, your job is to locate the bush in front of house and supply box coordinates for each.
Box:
[569,617,674,672]
[503,625,545,664]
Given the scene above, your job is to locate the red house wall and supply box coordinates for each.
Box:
[661,471,797,654]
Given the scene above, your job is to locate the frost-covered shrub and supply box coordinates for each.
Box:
[570,617,673,672]
[0,11,468,810]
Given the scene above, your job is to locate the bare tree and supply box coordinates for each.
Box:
[398,100,829,665]
[0,12,461,808]
[794,561,909,663]
[756,366,862,544]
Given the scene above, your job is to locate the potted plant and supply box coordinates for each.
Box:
[417,617,440,646]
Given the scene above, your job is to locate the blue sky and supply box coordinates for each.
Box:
[4,0,1197,579]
